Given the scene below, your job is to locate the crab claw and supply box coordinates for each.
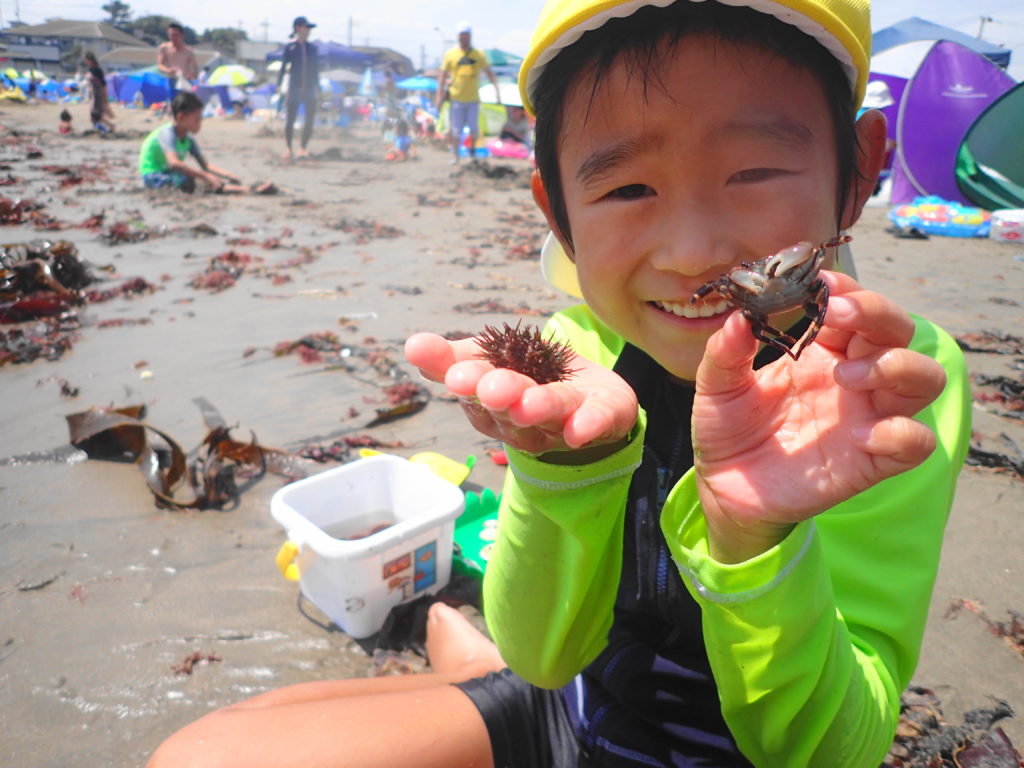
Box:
[728,268,767,294]
[764,242,815,278]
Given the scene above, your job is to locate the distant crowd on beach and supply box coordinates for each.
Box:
[27,14,535,194]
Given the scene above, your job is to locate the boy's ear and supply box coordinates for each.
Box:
[531,169,575,261]
[840,109,888,231]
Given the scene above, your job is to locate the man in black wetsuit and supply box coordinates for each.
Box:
[277,16,320,159]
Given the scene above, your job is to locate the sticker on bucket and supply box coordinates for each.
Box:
[383,552,411,579]
[414,541,438,592]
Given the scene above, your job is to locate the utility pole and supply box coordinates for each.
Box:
[348,16,353,47]
[420,45,425,71]
[260,19,269,42]
[977,15,993,38]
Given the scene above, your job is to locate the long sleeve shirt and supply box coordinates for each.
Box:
[482,304,971,767]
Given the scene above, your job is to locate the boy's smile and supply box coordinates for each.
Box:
[550,35,848,380]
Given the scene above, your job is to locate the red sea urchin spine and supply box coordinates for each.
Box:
[476,320,577,384]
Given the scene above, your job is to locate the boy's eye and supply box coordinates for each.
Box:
[606,183,653,199]
[729,168,791,183]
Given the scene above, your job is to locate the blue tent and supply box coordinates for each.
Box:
[115,67,173,106]
[873,18,1011,69]
[266,40,375,69]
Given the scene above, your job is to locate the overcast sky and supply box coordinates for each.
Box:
[6,0,1024,79]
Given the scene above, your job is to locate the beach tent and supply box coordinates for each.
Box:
[266,40,375,69]
[873,17,1012,70]
[483,48,523,78]
[955,82,1024,209]
[115,67,173,107]
[483,49,523,68]
[889,41,1015,205]
[322,68,362,86]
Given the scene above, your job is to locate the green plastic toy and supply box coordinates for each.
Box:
[453,488,501,578]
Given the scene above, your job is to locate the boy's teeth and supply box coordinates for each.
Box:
[655,299,730,318]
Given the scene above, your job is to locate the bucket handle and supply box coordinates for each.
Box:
[275,540,300,581]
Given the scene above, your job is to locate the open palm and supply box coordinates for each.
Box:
[692,273,945,560]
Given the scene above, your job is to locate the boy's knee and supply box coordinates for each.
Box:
[146,718,229,768]
[146,733,190,768]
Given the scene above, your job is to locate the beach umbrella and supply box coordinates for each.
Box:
[395,75,437,91]
[266,60,283,72]
[21,69,49,81]
[479,82,523,107]
[208,65,255,87]
[3,67,20,80]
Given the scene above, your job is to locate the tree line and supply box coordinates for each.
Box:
[101,1,249,55]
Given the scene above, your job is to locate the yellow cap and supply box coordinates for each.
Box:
[518,0,871,114]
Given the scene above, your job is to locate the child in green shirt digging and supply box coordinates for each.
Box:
[138,91,275,194]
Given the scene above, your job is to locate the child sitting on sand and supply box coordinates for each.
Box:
[386,117,413,161]
[138,91,276,194]
[58,110,73,135]
[148,1,970,766]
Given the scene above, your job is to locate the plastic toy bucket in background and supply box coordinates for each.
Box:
[990,209,1024,242]
[271,455,465,639]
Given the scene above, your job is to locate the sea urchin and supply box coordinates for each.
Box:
[476,321,577,384]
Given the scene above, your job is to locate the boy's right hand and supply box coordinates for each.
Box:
[405,332,638,456]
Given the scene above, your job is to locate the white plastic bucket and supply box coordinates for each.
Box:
[271,455,465,638]
[990,209,1024,243]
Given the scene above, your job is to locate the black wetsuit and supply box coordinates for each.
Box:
[277,39,320,151]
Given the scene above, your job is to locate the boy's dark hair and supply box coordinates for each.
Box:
[532,2,860,250]
[171,91,203,118]
[167,22,184,34]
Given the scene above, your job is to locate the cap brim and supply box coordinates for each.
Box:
[540,231,582,299]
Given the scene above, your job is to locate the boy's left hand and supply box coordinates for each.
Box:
[692,271,947,563]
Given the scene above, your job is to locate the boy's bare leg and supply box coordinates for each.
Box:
[147,603,504,768]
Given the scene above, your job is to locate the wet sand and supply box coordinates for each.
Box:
[1,100,1022,766]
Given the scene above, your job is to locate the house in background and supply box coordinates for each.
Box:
[0,40,63,77]
[237,40,284,75]
[99,43,219,74]
[1,19,149,74]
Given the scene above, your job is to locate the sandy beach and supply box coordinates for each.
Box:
[1,99,1022,767]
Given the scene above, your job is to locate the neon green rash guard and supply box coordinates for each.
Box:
[481,304,971,767]
[138,123,204,177]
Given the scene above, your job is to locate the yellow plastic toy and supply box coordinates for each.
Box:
[358,449,476,486]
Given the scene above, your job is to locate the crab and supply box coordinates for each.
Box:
[688,235,851,360]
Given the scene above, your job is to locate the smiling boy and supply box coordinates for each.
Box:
[406,0,970,764]
[147,1,970,766]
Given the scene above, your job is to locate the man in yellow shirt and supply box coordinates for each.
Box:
[436,22,500,164]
